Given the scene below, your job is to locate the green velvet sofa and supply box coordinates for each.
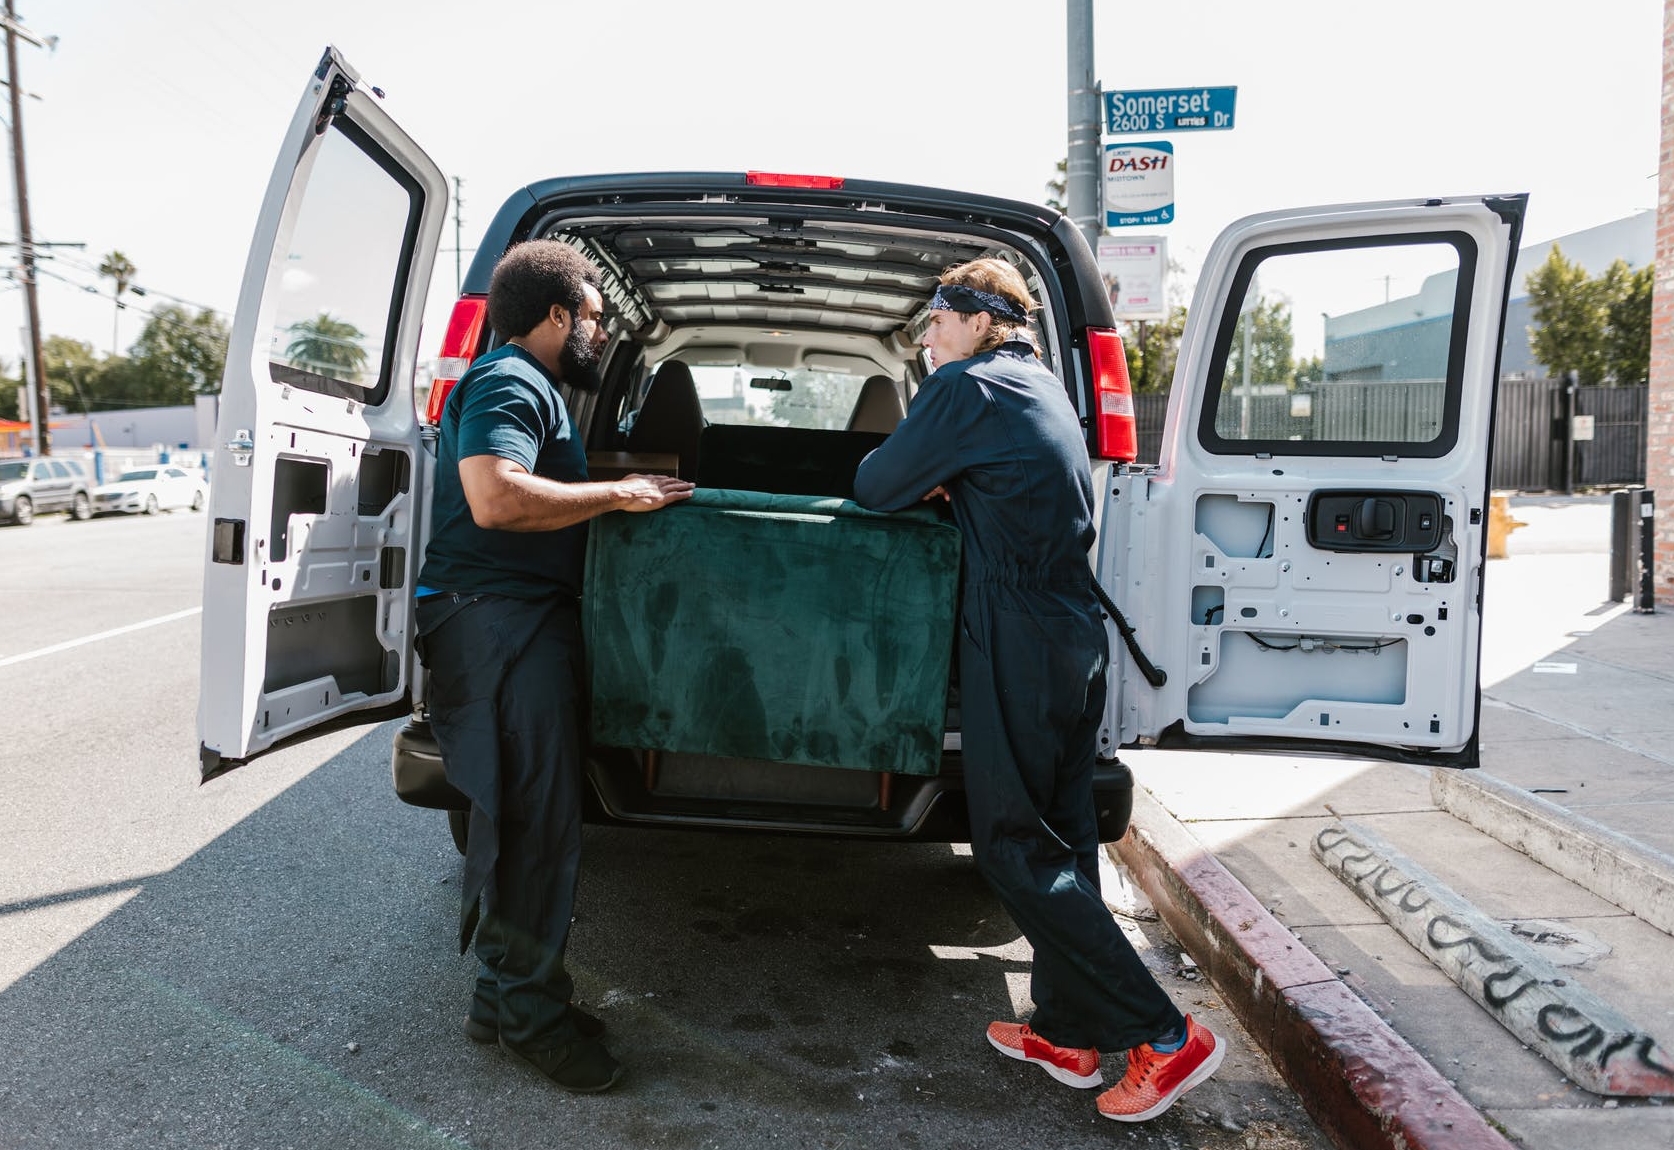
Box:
[583,488,961,777]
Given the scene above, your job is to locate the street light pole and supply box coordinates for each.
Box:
[3,0,48,456]
[1065,0,1100,250]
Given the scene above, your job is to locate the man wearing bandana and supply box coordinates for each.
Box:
[854,259,1223,1123]
[415,240,693,1092]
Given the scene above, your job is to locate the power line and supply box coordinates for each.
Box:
[50,252,230,319]
[32,265,229,351]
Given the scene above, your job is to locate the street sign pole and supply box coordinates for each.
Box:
[1065,0,1100,250]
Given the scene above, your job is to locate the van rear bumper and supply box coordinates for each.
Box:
[391,719,1133,843]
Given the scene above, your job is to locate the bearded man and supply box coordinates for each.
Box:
[415,240,692,1092]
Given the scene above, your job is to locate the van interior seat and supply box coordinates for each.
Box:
[846,375,907,434]
[626,360,705,479]
[696,424,888,500]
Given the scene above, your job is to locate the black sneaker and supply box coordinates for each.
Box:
[500,1035,623,1093]
[465,1002,607,1043]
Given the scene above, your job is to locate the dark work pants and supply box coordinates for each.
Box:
[959,582,1185,1052]
[416,592,587,1052]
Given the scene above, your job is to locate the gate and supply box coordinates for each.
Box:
[1129,378,1645,492]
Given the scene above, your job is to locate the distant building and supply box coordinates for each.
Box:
[1323,212,1654,382]
[40,395,217,452]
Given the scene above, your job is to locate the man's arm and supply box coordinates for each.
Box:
[459,455,693,532]
[852,377,971,512]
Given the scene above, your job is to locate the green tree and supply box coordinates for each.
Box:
[98,250,138,356]
[1045,158,1067,212]
[1526,245,1609,385]
[284,312,369,381]
[1601,259,1653,385]
[0,357,18,420]
[127,305,229,399]
[1222,297,1296,387]
[40,307,229,414]
[1120,306,1186,393]
[41,336,101,413]
[768,370,864,429]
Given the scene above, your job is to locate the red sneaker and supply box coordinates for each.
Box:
[1096,1015,1224,1122]
[985,1021,1103,1088]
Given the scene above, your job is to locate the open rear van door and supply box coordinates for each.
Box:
[198,48,447,779]
[1097,195,1526,768]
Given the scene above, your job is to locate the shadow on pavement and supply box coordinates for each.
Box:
[0,725,1149,1149]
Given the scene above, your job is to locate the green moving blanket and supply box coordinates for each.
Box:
[583,488,961,776]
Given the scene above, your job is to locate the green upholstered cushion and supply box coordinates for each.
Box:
[583,488,961,776]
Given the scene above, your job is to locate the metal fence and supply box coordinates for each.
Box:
[1130,378,1646,492]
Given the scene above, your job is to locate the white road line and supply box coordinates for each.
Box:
[0,606,203,669]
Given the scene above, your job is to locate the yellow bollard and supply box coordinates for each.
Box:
[1486,492,1527,559]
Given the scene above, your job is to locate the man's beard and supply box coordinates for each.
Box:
[560,323,603,393]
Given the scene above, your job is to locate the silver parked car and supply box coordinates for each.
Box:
[0,458,93,525]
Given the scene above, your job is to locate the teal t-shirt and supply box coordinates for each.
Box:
[419,344,590,599]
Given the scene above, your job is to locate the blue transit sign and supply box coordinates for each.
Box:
[1104,86,1237,134]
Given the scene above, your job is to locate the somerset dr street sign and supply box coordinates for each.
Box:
[1104,86,1236,134]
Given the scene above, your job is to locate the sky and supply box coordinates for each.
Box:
[1,0,1662,376]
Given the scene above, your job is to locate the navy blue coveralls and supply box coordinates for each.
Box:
[415,344,593,1054]
[853,337,1184,1052]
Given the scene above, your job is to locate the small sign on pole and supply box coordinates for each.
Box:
[1572,414,1596,442]
[1104,141,1173,229]
[1096,237,1168,321]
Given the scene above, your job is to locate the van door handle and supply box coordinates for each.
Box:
[1354,497,1396,540]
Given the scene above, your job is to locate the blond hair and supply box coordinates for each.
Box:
[940,259,1040,355]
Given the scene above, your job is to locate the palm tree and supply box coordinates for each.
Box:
[284,312,369,383]
[98,251,137,356]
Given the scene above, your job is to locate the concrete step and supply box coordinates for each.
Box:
[1118,749,1674,1150]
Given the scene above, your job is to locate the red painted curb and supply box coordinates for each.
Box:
[1113,787,1515,1150]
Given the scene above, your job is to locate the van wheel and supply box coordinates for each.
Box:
[144,494,159,515]
[191,491,204,512]
[70,492,91,521]
[448,810,469,855]
[12,496,32,525]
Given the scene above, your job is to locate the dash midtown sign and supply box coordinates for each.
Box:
[1104,86,1237,134]
[1104,141,1173,228]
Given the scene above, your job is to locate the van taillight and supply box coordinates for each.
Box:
[1087,327,1137,462]
[745,170,845,190]
[423,295,489,425]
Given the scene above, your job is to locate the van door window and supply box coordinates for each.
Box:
[1197,235,1475,458]
[259,121,420,405]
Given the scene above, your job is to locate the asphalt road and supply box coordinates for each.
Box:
[0,504,1328,1150]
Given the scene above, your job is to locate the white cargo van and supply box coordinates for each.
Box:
[197,48,1524,849]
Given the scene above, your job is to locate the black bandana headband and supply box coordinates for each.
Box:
[929,283,1030,325]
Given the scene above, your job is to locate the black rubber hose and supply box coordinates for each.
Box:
[1090,578,1167,688]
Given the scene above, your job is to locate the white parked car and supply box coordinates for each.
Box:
[93,465,207,515]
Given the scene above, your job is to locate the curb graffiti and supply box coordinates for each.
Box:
[1312,820,1674,1097]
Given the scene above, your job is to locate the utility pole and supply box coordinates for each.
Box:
[1065,0,1101,250]
[452,176,464,296]
[3,0,49,455]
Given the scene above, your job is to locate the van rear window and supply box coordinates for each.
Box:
[1198,234,1475,458]
[259,121,421,404]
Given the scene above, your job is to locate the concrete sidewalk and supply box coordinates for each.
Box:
[1111,495,1674,1150]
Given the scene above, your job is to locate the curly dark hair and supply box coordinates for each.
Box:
[486,240,602,338]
